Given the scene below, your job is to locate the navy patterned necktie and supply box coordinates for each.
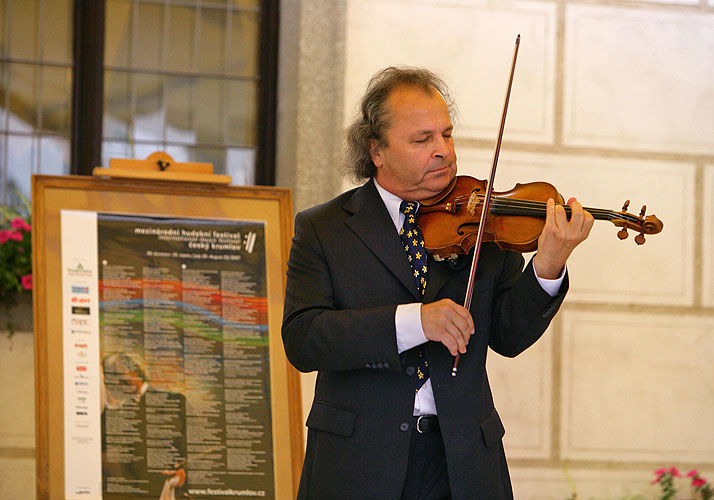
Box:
[399,201,428,296]
[399,200,429,390]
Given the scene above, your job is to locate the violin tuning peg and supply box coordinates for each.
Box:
[617,228,628,240]
[635,233,646,245]
[639,205,647,218]
[621,200,630,212]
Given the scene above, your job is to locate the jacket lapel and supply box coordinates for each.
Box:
[423,256,450,303]
[344,181,421,301]
[424,252,474,303]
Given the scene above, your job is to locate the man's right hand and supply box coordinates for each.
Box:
[421,299,474,356]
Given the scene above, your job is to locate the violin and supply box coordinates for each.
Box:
[418,175,664,261]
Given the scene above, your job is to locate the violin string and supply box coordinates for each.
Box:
[490,199,637,223]
[451,194,626,219]
[449,194,641,224]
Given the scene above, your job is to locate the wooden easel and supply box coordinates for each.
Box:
[92,151,232,184]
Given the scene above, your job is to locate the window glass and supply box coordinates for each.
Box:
[134,2,163,70]
[9,0,38,61]
[104,70,132,140]
[198,7,226,74]
[166,6,195,72]
[0,0,72,204]
[102,0,262,184]
[105,0,132,68]
[228,9,258,77]
[41,66,72,134]
[164,75,195,142]
[42,0,72,64]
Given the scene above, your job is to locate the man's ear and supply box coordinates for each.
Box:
[369,139,383,168]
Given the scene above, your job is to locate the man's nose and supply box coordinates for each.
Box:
[432,136,449,158]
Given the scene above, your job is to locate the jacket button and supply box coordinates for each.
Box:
[406,366,415,376]
[377,362,384,369]
[371,363,377,369]
[383,362,390,369]
[365,363,371,368]
[399,422,409,432]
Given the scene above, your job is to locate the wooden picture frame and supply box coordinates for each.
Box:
[32,175,302,500]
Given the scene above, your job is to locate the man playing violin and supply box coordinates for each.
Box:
[282,66,593,500]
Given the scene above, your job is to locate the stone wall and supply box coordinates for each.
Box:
[0,296,36,498]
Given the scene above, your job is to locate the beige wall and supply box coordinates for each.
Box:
[278,0,714,497]
[0,301,35,497]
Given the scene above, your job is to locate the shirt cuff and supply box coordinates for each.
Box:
[395,303,427,354]
[532,256,566,297]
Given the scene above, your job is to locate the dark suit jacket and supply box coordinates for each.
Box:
[282,180,568,500]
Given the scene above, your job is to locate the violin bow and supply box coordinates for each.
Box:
[453,34,520,376]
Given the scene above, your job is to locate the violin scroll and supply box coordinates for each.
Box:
[610,199,663,246]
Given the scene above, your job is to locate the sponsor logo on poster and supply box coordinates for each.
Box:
[71,285,89,294]
[72,306,90,315]
[67,263,93,277]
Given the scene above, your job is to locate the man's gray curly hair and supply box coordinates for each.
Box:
[342,66,455,183]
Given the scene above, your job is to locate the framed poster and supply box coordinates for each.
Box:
[33,175,302,500]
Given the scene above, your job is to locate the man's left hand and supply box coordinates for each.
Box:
[533,197,594,279]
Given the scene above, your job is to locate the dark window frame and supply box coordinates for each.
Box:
[70,0,279,186]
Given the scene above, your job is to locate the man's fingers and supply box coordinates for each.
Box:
[554,201,568,229]
[421,299,474,356]
[566,198,594,237]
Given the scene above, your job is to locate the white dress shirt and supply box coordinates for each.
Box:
[373,179,564,416]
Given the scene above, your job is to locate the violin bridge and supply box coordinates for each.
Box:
[467,191,480,216]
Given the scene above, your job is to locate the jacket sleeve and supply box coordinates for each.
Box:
[488,254,568,357]
[281,210,403,373]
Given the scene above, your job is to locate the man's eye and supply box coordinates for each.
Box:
[415,137,428,143]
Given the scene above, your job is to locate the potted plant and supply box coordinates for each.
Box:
[0,196,32,336]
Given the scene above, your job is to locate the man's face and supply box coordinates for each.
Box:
[370,85,457,201]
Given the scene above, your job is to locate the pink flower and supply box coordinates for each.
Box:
[689,470,700,478]
[693,477,707,487]
[0,229,10,244]
[10,217,31,232]
[655,468,667,475]
[670,467,682,477]
[21,274,32,290]
[7,230,23,242]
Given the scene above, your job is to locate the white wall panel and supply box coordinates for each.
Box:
[510,467,665,500]
[457,148,695,305]
[345,0,557,143]
[0,457,36,500]
[563,5,714,155]
[704,165,714,307]
[636,0,699,4]
[560,311,714,463]
[0,332,35,448]
[486,328,552,459]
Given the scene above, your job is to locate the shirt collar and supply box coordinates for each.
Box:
[373,178,404,231]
